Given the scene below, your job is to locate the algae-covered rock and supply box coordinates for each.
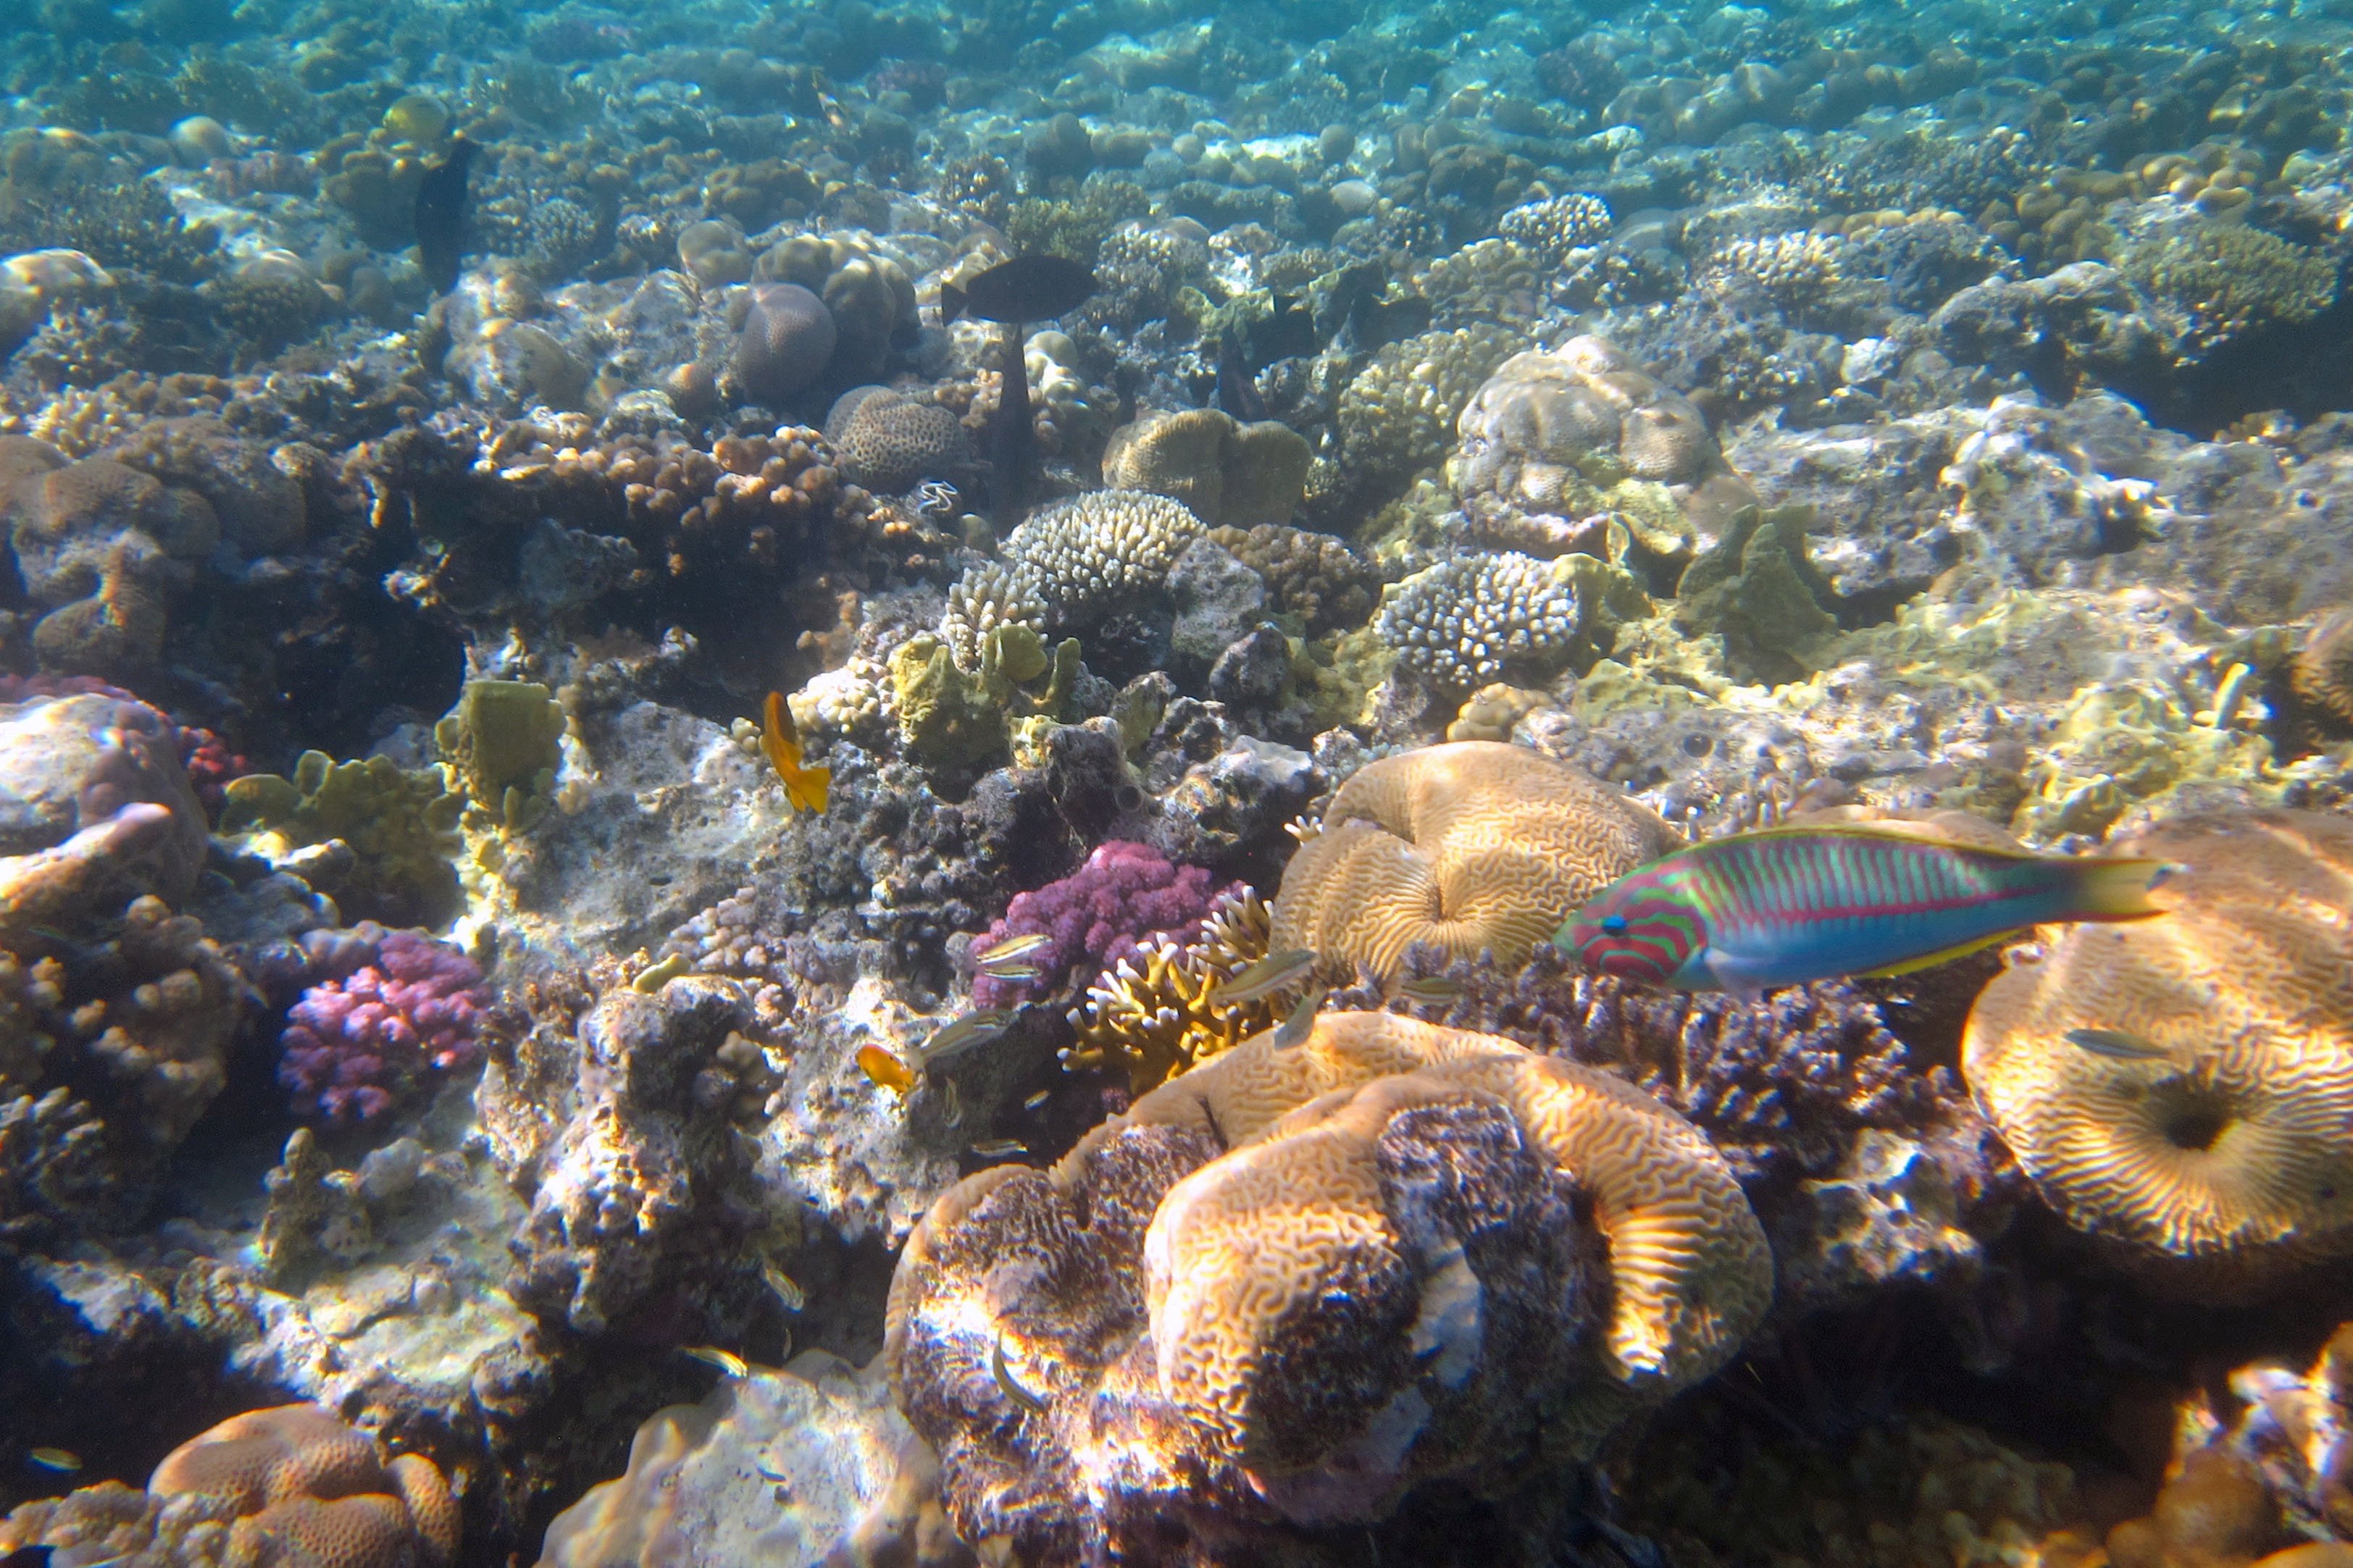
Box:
[219,751,465,927]
[890,626,1079,773]
[1673,506,1841,684]
[435,678,567,831]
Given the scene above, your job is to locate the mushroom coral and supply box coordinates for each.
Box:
[885,1010,1769,1564]
[1963,808,2353,1291]
[1269,742,1680,980]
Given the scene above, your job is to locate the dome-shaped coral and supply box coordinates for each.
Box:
[824,385,966,492]
[885,1011,1768,1563]
[1271,742,1680,981]
[0,1404,458,1568]
[1963,808,2353,1290]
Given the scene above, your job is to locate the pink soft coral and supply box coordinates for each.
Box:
[277,931,487,1125]
[970,841,1237,1010]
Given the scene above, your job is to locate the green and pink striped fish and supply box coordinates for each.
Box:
[1556,825,2171,1000]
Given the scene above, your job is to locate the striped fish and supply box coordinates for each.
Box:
[1556,824,2171,1001]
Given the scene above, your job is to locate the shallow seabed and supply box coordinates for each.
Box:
[2,0,2353,1562]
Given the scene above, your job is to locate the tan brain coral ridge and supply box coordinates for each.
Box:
[885,1010,1770,1564]
[1963,808,2353,1291]
[1271,741,1681,980]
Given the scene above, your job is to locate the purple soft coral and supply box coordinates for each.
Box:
[277,930,488,1125]
[971,840,1238,1010]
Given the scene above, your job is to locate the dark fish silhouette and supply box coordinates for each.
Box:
[940,254,1098,325]
[414,135,480,295]
[937,256,1098,524]
[1214,326,1267,421]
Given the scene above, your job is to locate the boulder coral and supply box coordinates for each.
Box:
[0,1403,458,1568]
[1271,742,1680,981]
[1963,808,2353,1291]
[885,1011,1770,1564]
[1100,406,1311,529]
[1,439,219,674]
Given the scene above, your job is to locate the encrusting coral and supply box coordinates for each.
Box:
[1271,742,1680,980]
[218,752,467,929]
[1963,808,2353,1291]
[885,1011,1770,1564]
[0,1403,459,1568]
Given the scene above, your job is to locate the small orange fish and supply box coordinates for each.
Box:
[761,691,830,815]
[857,1043,916,1096]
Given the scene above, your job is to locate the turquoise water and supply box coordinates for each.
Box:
[1,0,2352,1563]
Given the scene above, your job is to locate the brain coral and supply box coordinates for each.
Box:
[732,282,837,403]
[0,1404,458,1568]
[1963,808,2353,1291]
[2296,608,2353,726]
[823,385,966,492]
[885,1011,1768,1562]
[1271,742,1679,980]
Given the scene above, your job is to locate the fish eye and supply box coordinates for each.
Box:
[1601,915,1629,934]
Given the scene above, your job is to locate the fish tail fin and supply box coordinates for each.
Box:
[2069,856,2172,921]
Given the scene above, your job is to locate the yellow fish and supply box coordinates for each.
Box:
[857,1044,916,1096]
[761,691,830,815]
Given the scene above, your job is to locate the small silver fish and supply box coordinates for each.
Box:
[980,962,1042,983]
[992,1332,1049,1415]
[761,1264,806,1314]
[1395,976,1463,1006]
[921,1010,1012,1067]
[943,1078,965,1130]
[978,932,1052,969]
[969,1137,1029,1158]
[1022,1089,1051,1112]
[1272,987,1325,1050]
[682,1345,749,1378]
[2065,1027,2172,1062]
[1214,949,1318,1005]
[27,1447,81,1473]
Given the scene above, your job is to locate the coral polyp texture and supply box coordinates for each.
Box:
[969,839,1239,1011]
[885,1012,1769,1564]
[0,1404,458,1568]
[277,929,487,1125]
[1963,808,2353,1289]
[1271,742,1680,980]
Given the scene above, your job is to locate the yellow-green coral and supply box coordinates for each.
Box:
[435,679,567,832]
[2118,222,2338,361]
[219,752,464,926]
[1671,506,1841,684]
[1064,890,1274,1093]
[888,624,1079,771]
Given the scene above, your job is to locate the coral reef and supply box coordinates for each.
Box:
[218,752,466,929]
[0,1404,458,1568]
[1271,742,1679,979]
[1375,551,1582,696]
[538,1351,969,1568]
[969,839,1237,1011]
[1063,886,1275,1092]
[1964,809,2353,1290]
[886,1013,1769,1562]
[1100,407,1311,529]
[277,929,486,1127]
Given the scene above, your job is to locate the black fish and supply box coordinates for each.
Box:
[992,323,1033,521]
[1250,293,1318,362]
[954,254,1098,324]
[1214,326,1266,422]
[943,257,1098,524]
[414,135,479,295]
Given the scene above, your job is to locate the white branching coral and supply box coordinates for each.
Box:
[1376,551,1581,693]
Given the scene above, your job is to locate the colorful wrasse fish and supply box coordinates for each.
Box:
[1394,976,1463,1007]
[921,1010,1011,1067]
[761,690,830,815]
[1558,825,2171,1001]
[682,1345,749,1378]
[969,1137,1029,1158]
[977,931,1051,970]
[1271,987,1324,1049]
